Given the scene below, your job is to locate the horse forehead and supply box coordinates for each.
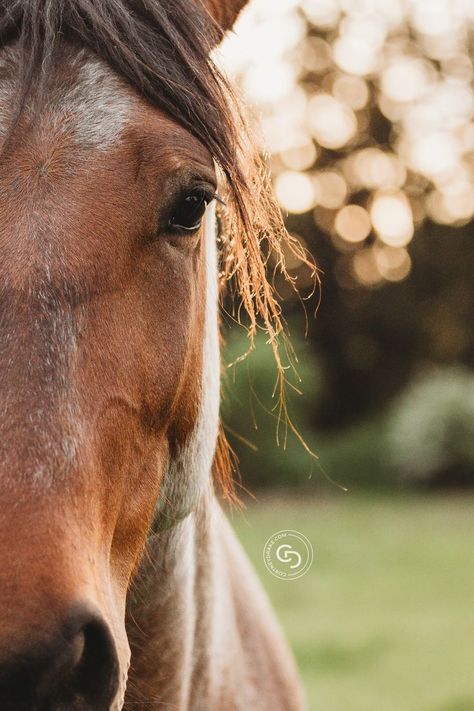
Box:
[0,46,133,148]
[54,57,133,147]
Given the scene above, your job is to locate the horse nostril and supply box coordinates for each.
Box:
[68,627,86,669]
[0,607,120,711]
[58,614,120,708]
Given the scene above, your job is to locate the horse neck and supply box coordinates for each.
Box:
[125,500,307,711]
[125,497,229,709]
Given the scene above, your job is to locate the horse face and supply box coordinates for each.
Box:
[0,43,220,711]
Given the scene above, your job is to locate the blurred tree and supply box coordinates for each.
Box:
[285,215,474,429]
[220,0,474,428]
[219,0,474,487]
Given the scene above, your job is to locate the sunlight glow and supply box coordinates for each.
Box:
[408,132,461,178]
[349,149,406,190]
[332,74,370,110]
[335,205,371,243]
[333,34,378,77]
[275,171,319,214]
[353,248,384,287]
[370,191,414,247]
[315,172,348,209]
[381,59,433,102]
[244,61,297,104]
[374,245,412,282]
[219,0,474,285]
[281,143,318,171]
[308,94,357,149]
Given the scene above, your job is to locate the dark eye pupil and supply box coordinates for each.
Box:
[170,191,208,231]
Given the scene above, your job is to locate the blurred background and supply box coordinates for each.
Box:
[216,1,474,710]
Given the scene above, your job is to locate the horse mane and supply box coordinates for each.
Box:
[0,0,312,499]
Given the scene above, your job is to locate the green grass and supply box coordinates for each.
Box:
[230,494,474,711]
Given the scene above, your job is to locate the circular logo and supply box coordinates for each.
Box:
[263,530,313,580]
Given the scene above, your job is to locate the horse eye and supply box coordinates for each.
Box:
[168,189,212,233]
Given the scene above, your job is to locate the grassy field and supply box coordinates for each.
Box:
[231,494,474,711]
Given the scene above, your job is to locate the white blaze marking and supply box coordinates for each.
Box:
[199,199,221,478]
[0,47,131,147]
[59,57,132,148]
[153,202,220,530]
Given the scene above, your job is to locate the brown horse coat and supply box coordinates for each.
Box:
[0,1,306,709]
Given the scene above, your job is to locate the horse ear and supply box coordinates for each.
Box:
[201,0,250,36]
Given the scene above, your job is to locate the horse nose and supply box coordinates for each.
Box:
[0,606,119,711]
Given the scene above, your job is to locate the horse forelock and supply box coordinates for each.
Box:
[0,0,224,156]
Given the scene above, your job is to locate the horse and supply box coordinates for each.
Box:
[0,1,306,709]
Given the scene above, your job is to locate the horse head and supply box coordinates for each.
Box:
[0,1,259,709]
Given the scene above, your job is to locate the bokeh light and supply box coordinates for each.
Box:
[275,171,319,214]
[219,0,474,287]
[308,94,357,149]
[370,190,414,247]
[373,244,412,282]
[335,205,371,243]
[315,171,347,209]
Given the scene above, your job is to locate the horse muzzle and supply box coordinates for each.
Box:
[0,604,120,711]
